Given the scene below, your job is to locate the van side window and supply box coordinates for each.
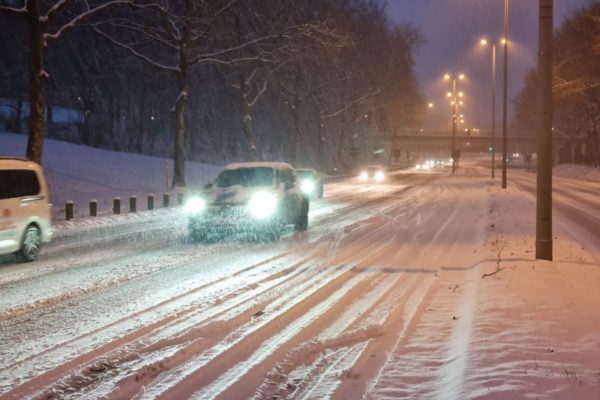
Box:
[0,170,41,199]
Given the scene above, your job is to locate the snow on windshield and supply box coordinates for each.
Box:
[216,167,274,188]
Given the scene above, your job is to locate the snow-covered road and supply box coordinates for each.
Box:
[1,167,599,399]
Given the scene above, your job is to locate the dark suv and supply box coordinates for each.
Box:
[184,162,309,241]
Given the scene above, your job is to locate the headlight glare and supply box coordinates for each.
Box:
[359,171,368,180]
[248,191,278,219]
[184,197,206,214]
[301,179,315,194]
[374,171,384,181]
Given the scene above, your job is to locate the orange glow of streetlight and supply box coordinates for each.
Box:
[458,92,464,97]
[458,74,465,80]
[480,38,489,46]
[444,74,451,80]
[428,102,434,108]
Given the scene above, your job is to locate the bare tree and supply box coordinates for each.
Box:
[0,0,131,163]
[94,0,298,185]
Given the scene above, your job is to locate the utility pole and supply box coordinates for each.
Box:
[536,0,553,260]
[491,43,497,180]
[501,0,509,189]
[452,78,457,174]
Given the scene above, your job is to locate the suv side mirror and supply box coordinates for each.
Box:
[203,183,213,190]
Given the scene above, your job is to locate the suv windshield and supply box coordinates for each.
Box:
[296,170,316,179]
[216,167,274,188]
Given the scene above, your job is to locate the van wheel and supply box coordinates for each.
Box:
[20,225,42,262]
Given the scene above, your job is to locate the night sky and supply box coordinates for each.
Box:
[386,0,591,132]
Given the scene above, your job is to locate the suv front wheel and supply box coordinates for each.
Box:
[294,201,309,232]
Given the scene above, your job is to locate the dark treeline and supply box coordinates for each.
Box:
[0,0,423,186]
[513,1,600,167]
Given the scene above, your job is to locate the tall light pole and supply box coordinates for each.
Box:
[480,39,497,180]
[444,73,465,174]
[536,0,553,260]
[501,0,509,189]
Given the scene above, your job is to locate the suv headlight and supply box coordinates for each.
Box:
[248,191,278,219]
[359,171,368,180]
[300,179,315,194]
[374,171,384,181]
[184,197,206,214]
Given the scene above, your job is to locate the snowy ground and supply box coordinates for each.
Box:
[1,160,599,399]
[0,167,600,399]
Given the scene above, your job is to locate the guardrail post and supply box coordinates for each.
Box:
[90,200,97,217]
[147,194,154,210]
[129,196,137,213]
[163,193,170,208]
[177,192,184,205]
[113,197,121,215]
[65,201,74,220]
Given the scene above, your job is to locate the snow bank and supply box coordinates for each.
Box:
[554,164,600,182]
[0,132,222,218]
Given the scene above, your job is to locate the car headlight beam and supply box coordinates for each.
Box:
[359,171,368,180]
[184,197,206,214]
[300,179,315,194]
[248,191,278,219]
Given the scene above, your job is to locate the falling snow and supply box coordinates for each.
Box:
[1,136,599,399]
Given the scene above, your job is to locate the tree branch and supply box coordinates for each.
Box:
[45,0,132,42]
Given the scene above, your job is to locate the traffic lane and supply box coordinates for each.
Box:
[510,174,600,253]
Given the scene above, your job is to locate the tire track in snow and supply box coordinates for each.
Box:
[355,176,488,399]
[1,174,442,399]
[133,217,402,400]
[12,191,412,400]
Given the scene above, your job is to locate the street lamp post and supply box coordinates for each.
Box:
[444,73,465,174]
[480,39,497,179]
[502,0,509,189]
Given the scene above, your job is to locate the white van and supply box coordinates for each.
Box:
[0,158,52,261]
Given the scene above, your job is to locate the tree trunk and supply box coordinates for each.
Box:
[239,71,258,161]
[337,114,348,164]
[138,84,147,153]
[46,103,53,138]
[172,7,191,188]
[14,100,23,133]
[292,103,300,164]
[25,0,47,163]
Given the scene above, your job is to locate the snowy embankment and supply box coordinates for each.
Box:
[0,132,222,218]
[553,163,600,182]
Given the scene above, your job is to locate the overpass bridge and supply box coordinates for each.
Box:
[389,135,537,155]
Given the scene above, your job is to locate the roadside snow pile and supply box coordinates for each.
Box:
[463,183,600,398]
[554,164,600,182]
[0,132,222,217]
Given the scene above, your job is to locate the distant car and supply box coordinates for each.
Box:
[358,165,386,182]
[184,162,309,241]
[0,158,53,262]
[295,168,324,198]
